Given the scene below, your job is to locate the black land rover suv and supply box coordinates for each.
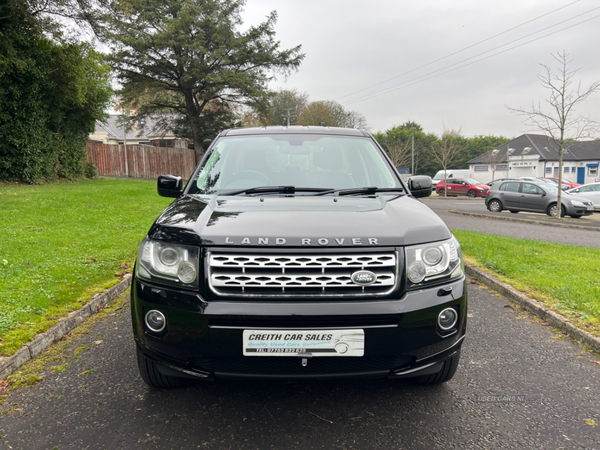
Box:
[132,126,467,387]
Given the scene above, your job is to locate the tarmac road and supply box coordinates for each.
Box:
[1,283,599,450]
[422,198,600,249]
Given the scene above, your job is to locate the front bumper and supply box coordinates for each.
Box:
[565,203,594,216]
[131,276,467,380]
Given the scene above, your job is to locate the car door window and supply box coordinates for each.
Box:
[500,182,520,192]
[522,183,542,195]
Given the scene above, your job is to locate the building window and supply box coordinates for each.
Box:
[564,166,570,173]
[474,165,488,172]
[589,166,598,176]
[545,168,552,173]
[495,164,508,171]
[571,167,576,173]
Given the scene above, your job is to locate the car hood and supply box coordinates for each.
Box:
[148,194,452,247]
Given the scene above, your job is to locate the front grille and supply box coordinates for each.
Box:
[190,356,414,375]
[207,251,399,298]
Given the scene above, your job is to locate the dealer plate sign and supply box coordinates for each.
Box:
[243,329,364,357]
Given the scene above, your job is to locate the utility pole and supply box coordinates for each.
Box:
[411,127,415,176]
[282,108,296,127]
[122,106,129,177]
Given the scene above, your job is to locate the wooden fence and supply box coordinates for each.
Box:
[86,143,196,179]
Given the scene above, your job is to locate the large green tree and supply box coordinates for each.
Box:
[104,0,304,162]
[264,88,308,126]
[296,100,367,129]
[373,122,436,174]
[0,0,112,183]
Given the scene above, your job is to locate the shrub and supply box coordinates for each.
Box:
[84,161,99,179]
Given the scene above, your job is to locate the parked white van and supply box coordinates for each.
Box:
[432,169,475,188]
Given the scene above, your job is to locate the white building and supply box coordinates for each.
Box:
[467,134,600,184]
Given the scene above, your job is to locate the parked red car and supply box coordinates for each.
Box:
[436,178,490,197]
[543,177,581,188]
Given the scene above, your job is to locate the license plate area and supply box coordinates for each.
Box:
[243,329,364,357]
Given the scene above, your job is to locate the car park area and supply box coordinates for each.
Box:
[422,196,600,247]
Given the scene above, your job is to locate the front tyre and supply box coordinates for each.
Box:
[136,346,183,388]
[488,199,502,212]
[415,350,461,385]
[467,190,477,198]
[547,203,565,217]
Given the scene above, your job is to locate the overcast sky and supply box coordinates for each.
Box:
[241,0,600,138]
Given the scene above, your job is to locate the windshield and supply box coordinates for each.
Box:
[466,179,484,185]
[188,134,401,194]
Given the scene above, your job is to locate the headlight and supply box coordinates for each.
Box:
[406,236,463,288]
[570,200,586,207]
[135,237,200,289]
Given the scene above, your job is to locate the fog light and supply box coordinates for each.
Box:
[145,310,166,333]
[438,308,458,331]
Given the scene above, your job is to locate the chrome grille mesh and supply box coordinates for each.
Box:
[208,252,398,298]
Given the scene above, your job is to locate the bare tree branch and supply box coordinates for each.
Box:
[508,51,600,218]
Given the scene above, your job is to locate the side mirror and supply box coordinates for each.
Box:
[408,175,433,198]
[158,175,183,198]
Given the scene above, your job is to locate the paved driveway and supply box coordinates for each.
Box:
[1,285,599,449]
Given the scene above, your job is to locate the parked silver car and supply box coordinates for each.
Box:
[485,180,594,218]
[566,182,600,211]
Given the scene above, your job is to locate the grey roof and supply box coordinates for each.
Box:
[468,134,600,164]
[94,115,177,140]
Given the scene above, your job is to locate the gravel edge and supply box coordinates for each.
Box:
[0,274,132,380]
[465,265,600,353]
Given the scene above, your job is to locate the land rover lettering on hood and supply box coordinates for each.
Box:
[132,126,466,388]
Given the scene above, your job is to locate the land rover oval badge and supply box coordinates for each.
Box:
[351,270,377,286]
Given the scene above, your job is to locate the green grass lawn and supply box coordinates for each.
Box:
[0,178,171,355]
[453,230,600,336]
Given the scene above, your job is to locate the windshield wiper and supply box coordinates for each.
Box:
[312,187,404,196]
[221,186,335,196]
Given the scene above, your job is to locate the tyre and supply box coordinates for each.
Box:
[467,190,477,198]
[509,210,519,214]
[415,350,461,385]
[488,199,502,212]
[547,203,565,217]
[438,189,445,196]
[136,346,183,388]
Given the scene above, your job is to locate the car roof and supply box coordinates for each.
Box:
[219,126,369,137]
